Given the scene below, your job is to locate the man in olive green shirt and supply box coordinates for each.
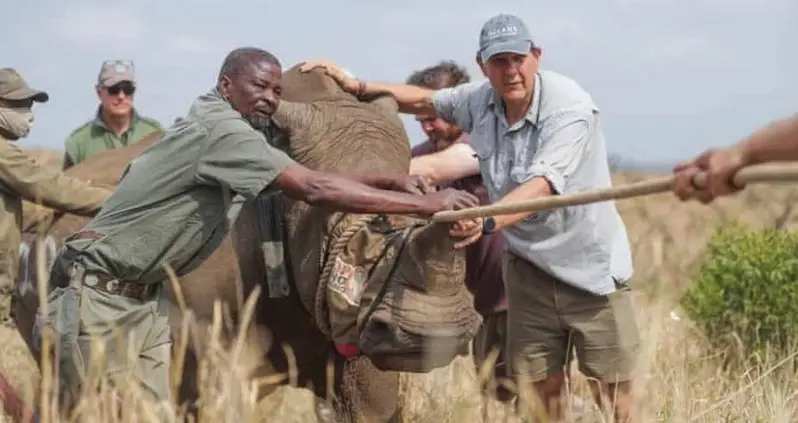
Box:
[62,60,162,169]
[0,68,111,327]
[43,47,479,410]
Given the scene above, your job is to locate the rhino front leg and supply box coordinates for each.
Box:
[307,351,400,423]
[338,355,401,423]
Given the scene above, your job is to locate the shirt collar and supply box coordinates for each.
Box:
[92,106,140,132]
[208,87,224,102]
[487,72,542,128]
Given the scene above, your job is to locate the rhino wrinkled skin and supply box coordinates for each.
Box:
[13,64,474,423]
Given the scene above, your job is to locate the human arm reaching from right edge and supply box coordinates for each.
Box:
[672,113,798,204]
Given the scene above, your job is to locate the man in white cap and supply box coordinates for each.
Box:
[299,12,640,423]
[62,60,162,169]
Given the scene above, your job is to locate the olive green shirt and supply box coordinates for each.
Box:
[64,89,296,285]
[62,108,163,169]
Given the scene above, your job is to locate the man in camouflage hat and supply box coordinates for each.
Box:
[0,67,112,326]
[62,60,162,169]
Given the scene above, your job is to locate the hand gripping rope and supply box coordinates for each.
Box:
[430,163,798,222]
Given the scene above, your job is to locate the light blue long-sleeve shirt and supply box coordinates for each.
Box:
[431,70,633,295]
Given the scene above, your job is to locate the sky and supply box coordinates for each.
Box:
[3,0,796,166]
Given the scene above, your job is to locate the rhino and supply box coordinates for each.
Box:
[11,64,483,422]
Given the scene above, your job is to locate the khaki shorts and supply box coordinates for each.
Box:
[503,253,639,384]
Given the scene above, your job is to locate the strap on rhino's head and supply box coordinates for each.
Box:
[322,214,482,374]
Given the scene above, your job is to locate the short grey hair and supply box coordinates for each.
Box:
[218,47,281,80]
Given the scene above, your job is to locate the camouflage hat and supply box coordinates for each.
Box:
[97,60,136,88]
[0,68,49,103]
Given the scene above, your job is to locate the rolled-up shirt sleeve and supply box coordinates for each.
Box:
[430,81,487,133]
[195,126,296,200]
[511,110,594,194]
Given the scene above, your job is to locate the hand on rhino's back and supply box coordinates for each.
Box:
[275,64,411,175]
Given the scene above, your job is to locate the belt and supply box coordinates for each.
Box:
[79,271,158,302]
[62,230,158,302]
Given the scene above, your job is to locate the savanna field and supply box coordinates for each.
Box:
[3,149,798,422]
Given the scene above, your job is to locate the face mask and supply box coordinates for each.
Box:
[0,105,34,139]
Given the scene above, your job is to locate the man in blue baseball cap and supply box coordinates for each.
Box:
[478,13,536,58]
[299,13,639,423]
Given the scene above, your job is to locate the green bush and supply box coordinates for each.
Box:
[681,221,798,364]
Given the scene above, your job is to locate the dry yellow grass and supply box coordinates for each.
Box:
[4,151,798,422]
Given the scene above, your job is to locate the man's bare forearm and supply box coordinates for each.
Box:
[492,177,554,230]
[359,81,437,115]
[409,143,480,186]
[346,173,400,190]
[305,175,436,215]
[737,114,798,165]
[277,169,437,216]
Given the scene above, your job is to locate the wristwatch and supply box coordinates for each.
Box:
[482,216,497,234]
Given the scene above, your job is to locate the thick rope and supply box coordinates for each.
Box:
[431,162,798,222]
[314,215,373,338]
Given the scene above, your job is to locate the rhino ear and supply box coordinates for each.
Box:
[365,93,399,117]
[271,101,314,136]
[269,100,326,156]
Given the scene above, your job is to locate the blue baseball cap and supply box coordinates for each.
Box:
[478,14,535,62]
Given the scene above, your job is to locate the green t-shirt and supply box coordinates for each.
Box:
[62,108,163,169]
[65,89,296,285]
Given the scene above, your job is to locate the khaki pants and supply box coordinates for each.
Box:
[503,253,639,384]
[39,252,171,409]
